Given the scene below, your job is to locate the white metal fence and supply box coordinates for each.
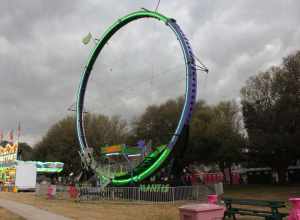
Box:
[36,184,213,203]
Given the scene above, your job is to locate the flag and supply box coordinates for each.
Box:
[0,130,3,143]
[82,32,92,45]
[8,130,14,143]
[17,121,21,141]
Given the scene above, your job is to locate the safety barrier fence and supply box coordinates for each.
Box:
[36,184,213,203]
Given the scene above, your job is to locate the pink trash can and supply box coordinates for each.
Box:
[179,203,225,220]
[208,194,218,204]
[288,198,300,220]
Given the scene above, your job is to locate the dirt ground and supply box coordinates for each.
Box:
[0,185,297,220]
[0,192,180,220]
[0,207,25,220]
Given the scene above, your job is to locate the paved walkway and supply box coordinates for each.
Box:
[0,199,73,220]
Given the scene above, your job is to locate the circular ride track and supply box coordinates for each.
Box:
[76,9,197,186]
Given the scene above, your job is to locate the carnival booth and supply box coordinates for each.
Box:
[0,142,64,190]
[0,143,18,186]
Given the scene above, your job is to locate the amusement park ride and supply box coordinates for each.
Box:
[75,9,208,187]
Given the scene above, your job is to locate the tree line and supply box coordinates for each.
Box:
[13,50,300,183]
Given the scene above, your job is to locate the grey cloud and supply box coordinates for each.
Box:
[1,0,299,145]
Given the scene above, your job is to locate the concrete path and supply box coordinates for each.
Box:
[0,199,73,220]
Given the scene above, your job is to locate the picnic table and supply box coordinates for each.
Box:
[223,197,288,220]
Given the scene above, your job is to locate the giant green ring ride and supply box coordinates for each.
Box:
[76,9,197,186]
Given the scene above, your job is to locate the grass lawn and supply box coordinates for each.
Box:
[224,184,299,208]
[0,184,298,220]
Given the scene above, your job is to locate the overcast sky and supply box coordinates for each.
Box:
[1,0,299,145]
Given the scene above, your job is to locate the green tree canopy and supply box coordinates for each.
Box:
[241,50,300,183]
[32,97,245,178]
[129,97,184,146]
[131,97,245,167]
[32,113,129,175]
[18,142,34,161]
[188,100,245,171]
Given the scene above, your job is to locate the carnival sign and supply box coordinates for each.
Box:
[0,143,18,164]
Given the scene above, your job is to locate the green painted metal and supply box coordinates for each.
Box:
[76,10,170,154]
[36,167,63,173]
[111,146,171,186]
[77,10,173,186]
[76,9,196,186]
